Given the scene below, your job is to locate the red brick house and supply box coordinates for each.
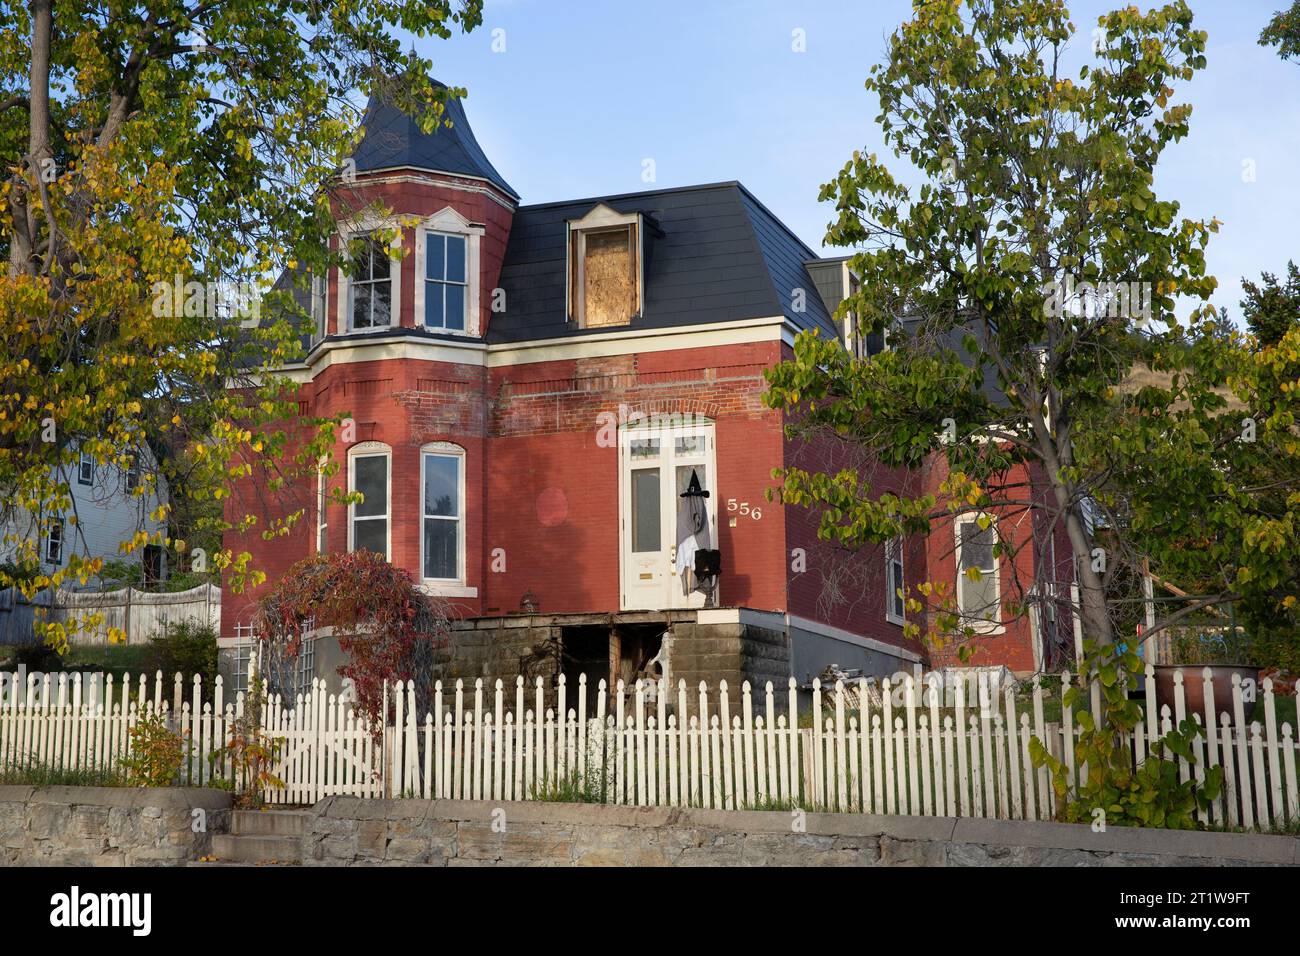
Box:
[222,84,1065,695]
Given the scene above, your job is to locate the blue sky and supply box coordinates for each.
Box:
[410,0,1300,322]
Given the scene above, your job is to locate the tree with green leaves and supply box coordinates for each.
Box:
[1261,1,1300,61]
[0,0,484,649]
[1241,262,1300,349]
[764,0,1300,827]
[766,0,1227,657]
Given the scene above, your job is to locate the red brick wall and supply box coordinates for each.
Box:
[222,340,792,629]
[223,339,1050,677]
[919,455,1041,673]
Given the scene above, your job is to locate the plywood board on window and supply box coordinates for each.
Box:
[583,227,635,328]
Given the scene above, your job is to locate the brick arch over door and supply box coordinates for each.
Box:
[618,399,721,422]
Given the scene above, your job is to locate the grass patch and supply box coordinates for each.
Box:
[739,796,803,812]
[0,759,126,787]
[0,643,152,680]
[1208,816,1300,836]
[529,769,606,804]
[62,644,153,677]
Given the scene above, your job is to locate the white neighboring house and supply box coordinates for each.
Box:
[1,443,170,586]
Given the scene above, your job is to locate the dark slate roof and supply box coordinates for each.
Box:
[352,84,518,199]
[486,181,836,344]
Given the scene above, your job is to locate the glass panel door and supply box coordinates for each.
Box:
[620,420,716,610]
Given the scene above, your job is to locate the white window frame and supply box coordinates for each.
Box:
[955,514,1003,633]
[414,207,482,337]
[347,441,391,560]
[420,442,466,585]
[77,451,94,486]
[45,519,63,565]
[125,455,140,493]
[885,536,905,626]
[337,216,403,334]
[310,271,328,343]
[316,458,328,554]
[566,203,643,329]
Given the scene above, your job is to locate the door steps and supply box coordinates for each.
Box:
[198,809,310,865]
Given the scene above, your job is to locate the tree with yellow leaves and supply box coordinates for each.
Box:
[0,0,485,650]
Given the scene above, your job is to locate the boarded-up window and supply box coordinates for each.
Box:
[574,225,636,327]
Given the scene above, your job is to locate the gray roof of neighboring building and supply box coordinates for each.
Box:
[351,85,519,199]
[485,181,836,345]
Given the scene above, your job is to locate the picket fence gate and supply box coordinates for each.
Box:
[0,669,380,800]
[2,665,1298,831]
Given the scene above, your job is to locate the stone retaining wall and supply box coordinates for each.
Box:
[304,797,1300,867]
[0,785,232,866]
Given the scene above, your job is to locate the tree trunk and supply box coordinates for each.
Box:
[10,0,53,276]
[1063,505,1114,648]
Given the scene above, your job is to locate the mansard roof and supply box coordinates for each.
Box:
[486,181,837,344]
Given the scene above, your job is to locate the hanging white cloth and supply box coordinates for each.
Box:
[675,470,711,594]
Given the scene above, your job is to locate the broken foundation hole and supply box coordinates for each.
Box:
[517,623,673,709]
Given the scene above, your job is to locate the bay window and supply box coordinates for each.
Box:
[347,234,393,330]
[349,446,389,559]
[423,232,467,332]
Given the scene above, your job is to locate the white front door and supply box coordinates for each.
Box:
[619,420,717,611]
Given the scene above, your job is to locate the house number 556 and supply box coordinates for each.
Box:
[727,498,762,520]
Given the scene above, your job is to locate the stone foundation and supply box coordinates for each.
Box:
[665,619,789,699]
[435,613,792,713]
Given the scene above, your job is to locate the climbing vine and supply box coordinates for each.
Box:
[252,550,450,725]
[1029,641,1223,830]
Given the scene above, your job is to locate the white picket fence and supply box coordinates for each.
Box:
[386,667,1299,830]
[2,664,1297,831]
[0,669,380,800]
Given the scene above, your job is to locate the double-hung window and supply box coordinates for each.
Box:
[957,517,1000,626]
[349,451,389,559]
[422,448,463,580]
[45,520,63,565]
[316,461,328,553]
[78,452,94,486]
[311,272,328,343]
[423,232,467,332]
[885,537,905,625]
[348,234,393,330]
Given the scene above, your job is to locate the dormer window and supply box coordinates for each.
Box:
[568,204,643,329]
[348,233,393,330]
[423,232,468,332]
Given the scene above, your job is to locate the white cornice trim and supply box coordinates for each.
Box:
[294,314,790,376]
[344,168,517,211]
[234,314,807,386]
